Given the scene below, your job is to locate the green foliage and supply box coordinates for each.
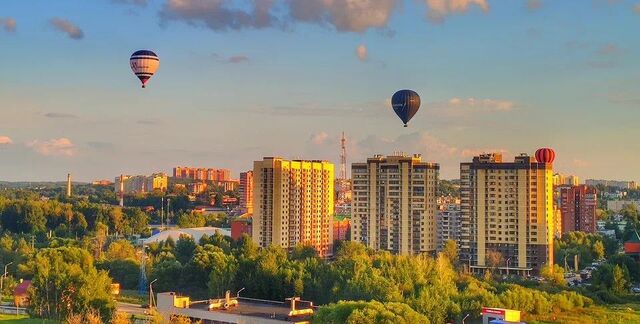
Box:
[312,300,430,324]
[176,212,206,228]
[592,264,631,295]
[540,264,566,286]
[23,246,115,321]
[105,240,136,261]
[555,232,617,270]
[99,259,139,289]
[174,235,197,265]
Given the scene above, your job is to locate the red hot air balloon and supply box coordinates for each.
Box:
[535,148,555,164]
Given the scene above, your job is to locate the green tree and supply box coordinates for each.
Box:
[540,264,566,286]
[313,300,430,324]
[177,212,205,228]
[207,250,239,297]
[105,240,136,261]
[612,265,630,295]
[23,247,115,321]
[442,240,459,266]
[593,240,605,260]
[174,235,197,265]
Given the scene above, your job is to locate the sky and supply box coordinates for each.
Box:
[1,0,640,182]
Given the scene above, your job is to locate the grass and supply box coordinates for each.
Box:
[527,304,640,324]
[0,314,57,323]
[116,289,148,305]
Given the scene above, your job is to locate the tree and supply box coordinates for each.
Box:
[177,212,205,228]
[540,264,566,286]
[486,250,503,269]
[612,265,630,295]
[105,240,136,261]
[23,247,115,321]
[312,300,430,324]
[102,259,139,289]
[593,241,605,260]
[207,250,238,297]
[175,235,197,265]
[442,240,459,266]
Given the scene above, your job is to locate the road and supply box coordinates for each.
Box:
[116,302,149,316]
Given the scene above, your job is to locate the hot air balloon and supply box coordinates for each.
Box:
[130,50,159,88]
[391,89,421,127]
[535,148,556,164]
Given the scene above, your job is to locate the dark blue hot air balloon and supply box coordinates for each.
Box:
[391,89,421,127]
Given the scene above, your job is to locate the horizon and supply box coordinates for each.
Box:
[2,0,640,182]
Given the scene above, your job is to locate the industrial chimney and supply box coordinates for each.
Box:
[119,174,125,207]
[66,173,72,197]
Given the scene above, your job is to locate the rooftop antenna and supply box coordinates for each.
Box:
[340,132,347,180]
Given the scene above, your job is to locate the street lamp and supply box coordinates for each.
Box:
[1,261,14,294]
[506,257,511,277]
[462,313,470,324]
[149,278,158,310]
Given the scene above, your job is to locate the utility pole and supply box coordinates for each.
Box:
[149,278,158,310]
[161,196,164,230]
[1,261,14,293]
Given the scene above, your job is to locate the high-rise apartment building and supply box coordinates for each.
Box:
[437,203,461,251]
[351,154,439,255]
[252,157,334,257]
[553,173,580,186]
[460,152,554,275]
[114,173,168,194]
[558,185,597,233]
[239,171,254,213]
[173,167,232,182]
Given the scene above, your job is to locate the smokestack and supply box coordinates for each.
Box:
[66,173,72,197]
[119,174,124,207]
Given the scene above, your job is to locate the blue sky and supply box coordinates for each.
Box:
[1,0,639,181]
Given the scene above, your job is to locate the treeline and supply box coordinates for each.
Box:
[142,234,593,323]
[0,197,150,238]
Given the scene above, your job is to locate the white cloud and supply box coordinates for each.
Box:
[0,136,13,145]
[289,0,398,32]
[310,131,330,145]
[0,17,16,32]
[425,0,489,23]
[27,138,76,157]
[356,44,368,61]
[160,0,279,31]
[49,18,84,39]
[440,97,516,112]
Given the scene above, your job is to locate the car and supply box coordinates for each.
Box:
[631,287,640,294]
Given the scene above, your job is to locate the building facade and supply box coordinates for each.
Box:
[173,167,232,182]
[553,173,580,186]
[437,203,461,251]
[351,154,439,255]
[585,179,637,190]
[460,153,554,275]
[239,171,254,214]
[114,173,168,194]
[252,157,334,257]
[558,185,597,233]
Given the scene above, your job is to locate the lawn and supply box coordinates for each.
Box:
[527,304,640,324]
[0,314,57,323]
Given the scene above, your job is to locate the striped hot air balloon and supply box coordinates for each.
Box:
[535,148,556,164]
[391,89,421,127]
[130,50,159,88]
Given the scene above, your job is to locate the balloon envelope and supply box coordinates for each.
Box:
[391,90,421,127]
[130,50,159,88]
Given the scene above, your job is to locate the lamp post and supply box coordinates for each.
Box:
[462,313,470,324]
[149,278,158,310]
[1,261,14,295]
[506,257,511,277]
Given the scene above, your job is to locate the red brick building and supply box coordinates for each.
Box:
[231,215,252,241]
[559,185,598,233]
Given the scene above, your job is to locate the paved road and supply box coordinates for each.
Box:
[116,302,149,316]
